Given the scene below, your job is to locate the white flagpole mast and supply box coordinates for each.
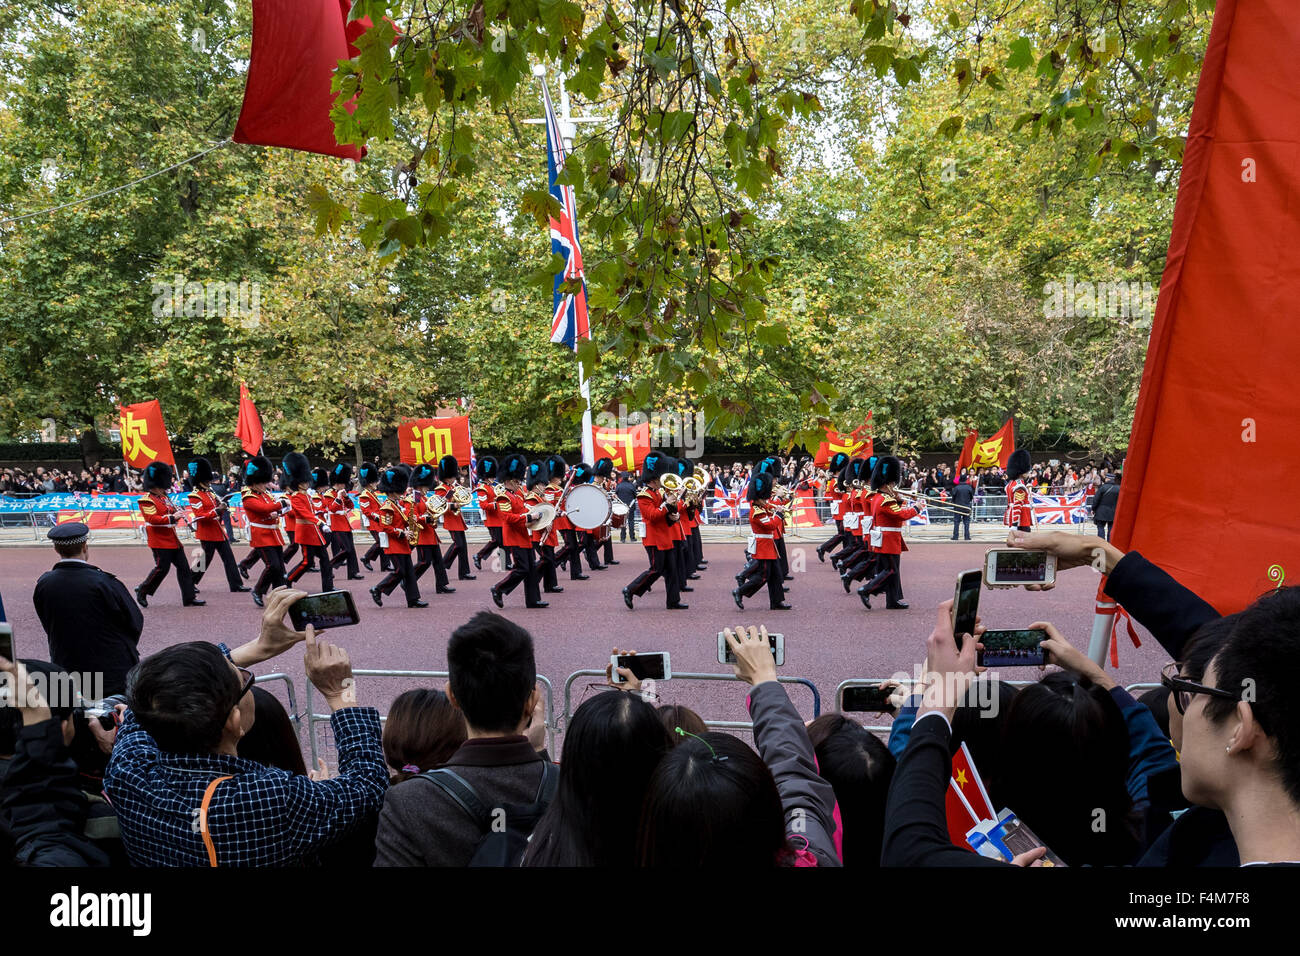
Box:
[527,65,601,464]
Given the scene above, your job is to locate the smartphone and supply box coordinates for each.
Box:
[977,629,1047,668]
[840,683,897,713]
[718,631,785,666]
[0,623,13,664]
[984,549,1057,587]
[610,652,670,683]
[951,570,982,648]
[288,590,361,631]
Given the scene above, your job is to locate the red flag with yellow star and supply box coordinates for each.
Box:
[118,401,175,470]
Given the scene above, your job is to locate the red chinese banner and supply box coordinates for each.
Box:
[788,494,823,528]
[398,415,472,467]
[590,423,651,472]
[118,400,175,470]
[970,418,1015,469]
[814,429,872,467]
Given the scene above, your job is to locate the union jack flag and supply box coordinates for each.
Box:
[543,82,590,351]
[907,501,930,526]
[1031,491,1090,524]
[709,493,750,520]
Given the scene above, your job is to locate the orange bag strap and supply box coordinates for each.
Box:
[199,775,234,867]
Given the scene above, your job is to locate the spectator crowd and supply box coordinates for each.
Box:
[3,525,1297,868]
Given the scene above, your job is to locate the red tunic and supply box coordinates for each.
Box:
[326,488,354,533]
[637,487,674,551]
[498,488,532,549]
[477,482,502,527]
[870,494,918,554]
[412,491,441,546]
[435,482,467,532]
[748,503,780,559]
[1005,479,1034,527]
[186,489,227,543]
[357,489,382,530]
[241,491,289,549]
[528,490,558,546]
[139,492,182,549]
[288,490,327,547]
[826,478,843,521]
[377,498,413,556]
[546,481,571,534]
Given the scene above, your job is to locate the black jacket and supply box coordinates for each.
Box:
[950,482,975,507]
[33,561,143,697]
[1091,482,1120,522]
[1,720,110,866]
[615,480,636,505]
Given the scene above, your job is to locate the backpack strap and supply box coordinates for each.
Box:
[199,775,234,867]
[533,760,559,806]
[419,768,492,830]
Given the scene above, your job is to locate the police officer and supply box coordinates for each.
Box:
[33,523,144,696]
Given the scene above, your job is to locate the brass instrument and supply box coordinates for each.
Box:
[450,485,473,507]
[402,492,422,546]
[659,473,682,522]
[888,486,972,516]
[426,493,450,519]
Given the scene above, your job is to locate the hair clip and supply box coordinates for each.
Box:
[675,727,727,761]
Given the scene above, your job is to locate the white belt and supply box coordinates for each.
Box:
[753,533,774,539]
[248,521,281,529]
[876,526,901,532]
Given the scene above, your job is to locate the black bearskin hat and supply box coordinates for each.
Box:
[1005,449,1032,481]
[311,467,329,490]
[476,456,499,481]
[747,471,774,502]
[594,457,615,478]
[501,454,528,483]
[281,452,313,489]
[870,456,902,491]
[828,452,850,474]
[332,462,354,486]
[546,454,567,482]
[358,462,379,486]
[412,463,437,488]
[438,455,460,481]
[186,457,214,485]
[641,451,667,482]
[242,456,275,485]
[572,462,595,484]
[526,460,548,488]
[380,464,410,494]
[142,461,174,491]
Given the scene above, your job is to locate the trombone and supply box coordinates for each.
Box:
[888,487,972,515]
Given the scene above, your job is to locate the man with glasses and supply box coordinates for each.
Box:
[103,588,389,866]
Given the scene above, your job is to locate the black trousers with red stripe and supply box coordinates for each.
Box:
[288,544,333,592]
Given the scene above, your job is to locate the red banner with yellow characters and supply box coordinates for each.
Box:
[118,400,176,470]
[398,416,473,467]
[815,429,872,468]
[590,423,651,472]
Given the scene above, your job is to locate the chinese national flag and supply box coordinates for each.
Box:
[956,428,979,472]
[118,400,175,470]
[590,424,651,472]
[945,780,980,850]
[235,382,264,455]
[951,743,995,820]
[1107,0,1300,613]
[970,418,1015,469]
[232,0,366,161]
[814,428,872,468]
[398,415,472,466]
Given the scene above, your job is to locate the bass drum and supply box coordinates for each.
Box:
[610,498,629,528]
[563,482,613,530]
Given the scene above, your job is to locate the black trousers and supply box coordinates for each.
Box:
[675,538,693,582]
[830,537,864,567]
[740,557,785,608]
[620,508,638,541]
[253,546,287,596]
[951,515,971,540]
[1096,521,1110,541]
[330,531,362,577]
[628,546,680,606]
[413,544,450,589]
[581,530,604,569]
[602,530,616,564]
[288,544,334,592]
[238,546,263,573]
[775,537,790,578]
[538,544,559,591]
[820,520,851,555]
[442,529,472,578]
[379,553,421,604]
[497,545,542,606]
[476,526,511,568]
[691,526,704,567]
[141,547,197,604]
[362,531,392,571]
[844,549,879,582]
[557,528,586,578]
[866,552,905,607]
[281,527,300,567]
[192,538,243,591]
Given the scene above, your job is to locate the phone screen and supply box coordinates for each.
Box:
[841,684,895,713]
[288,591,360,631]
[977,629,1047,667]
[992,549,1049,583]
[615,654,666,681]
[719,632,784,666]
[952,571,982,647]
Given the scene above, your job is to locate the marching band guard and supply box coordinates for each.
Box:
[472,456,511,571]
[841,458,884,600]
[671,459,696,588]
[356,462,391,573]
[372,464,424,607]
[570,462,606,572]
[1004,449,1035,532]
[859,456,917,610]
[595,457,620,566]
[326,462,365,580]
[241,455,294,608]
[546,455,589,581]
[732,472,792,611]
[622,452,686,610]
[185,457,249,594]
[526,460,562,594]
[831,456,872,573]
[411,464,455,594]
[283,453,334,592]
[435,455,475,581]
[490,454,547,609]
[135,462,202,608]
[816,452,852,563]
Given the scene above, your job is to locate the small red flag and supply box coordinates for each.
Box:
[951,742,995,820]
[235,382,264,456]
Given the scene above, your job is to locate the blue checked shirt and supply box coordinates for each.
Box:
[104,707,388,867]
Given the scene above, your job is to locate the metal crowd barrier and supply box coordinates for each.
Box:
[561,669,821,737]
[304,669,556,768]
[253,672,301,725]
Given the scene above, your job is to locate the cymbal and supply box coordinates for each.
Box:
[525,503,557,531]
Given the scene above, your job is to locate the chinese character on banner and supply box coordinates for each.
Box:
[398,416,472,466]
[815,428,872,468]
[590,423,651,472]
[118,401,175,470]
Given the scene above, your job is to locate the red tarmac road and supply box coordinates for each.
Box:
[0,540,1170,752]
